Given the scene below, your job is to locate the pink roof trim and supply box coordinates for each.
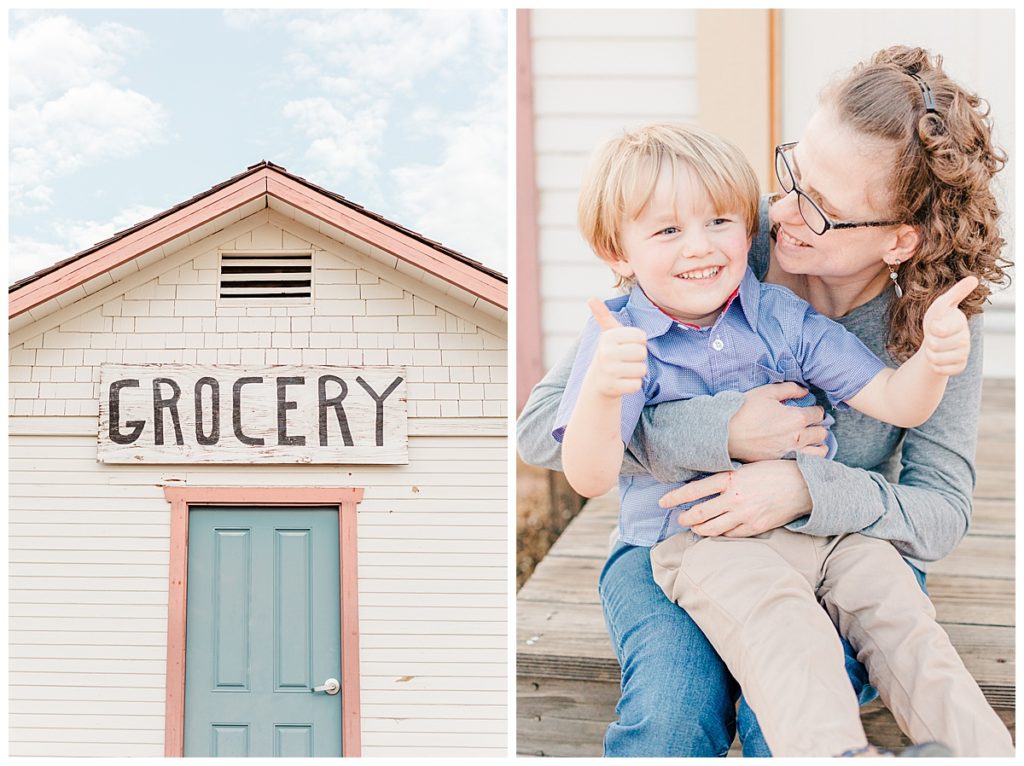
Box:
[10,162,507,318]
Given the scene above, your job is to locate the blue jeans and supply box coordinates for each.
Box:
[599,541,927,757]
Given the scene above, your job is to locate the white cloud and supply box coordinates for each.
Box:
[9,15,144,102]
[281,97,388,188]
[14,184,55,215]
[9,15,167,213]
[56,204,166,253]
[10,204,164,284]
[390,85,507,271]
[221,9,290,30]
[11,82,167,214]
[269,9,507,271]
[277,10,470,189]
[9,238,70,284]
[284,10,477,93]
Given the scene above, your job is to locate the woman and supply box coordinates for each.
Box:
[517,46,1008,756]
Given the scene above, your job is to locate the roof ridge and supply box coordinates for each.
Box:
[10,162,506,294]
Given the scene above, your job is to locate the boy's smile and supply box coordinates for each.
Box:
[612,161,750,327]
[675,265,721,280]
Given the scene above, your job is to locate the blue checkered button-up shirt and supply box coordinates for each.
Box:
[553,267,886,546]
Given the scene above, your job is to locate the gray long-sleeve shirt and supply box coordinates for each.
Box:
[517,199,980,571]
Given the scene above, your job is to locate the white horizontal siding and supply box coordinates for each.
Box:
[10,643,166,660]
[534,78,697,117]
[11,716,164,732]
[10,743,166,757]
[532,9,696,38]
[11,658,166,674]
[533,39,697,78]
[534,115,696,155]
[530,9,701,369]
[9,430,507,756]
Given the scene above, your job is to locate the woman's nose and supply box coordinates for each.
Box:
[769,189,802,227]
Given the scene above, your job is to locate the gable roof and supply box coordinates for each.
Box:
[10,161,507,318]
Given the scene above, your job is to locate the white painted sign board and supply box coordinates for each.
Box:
[98,364,408,464]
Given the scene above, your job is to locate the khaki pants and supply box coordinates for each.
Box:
[650,528,1013,757]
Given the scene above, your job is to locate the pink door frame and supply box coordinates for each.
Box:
[162,486,365,757]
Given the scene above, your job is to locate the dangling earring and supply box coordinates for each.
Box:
[889,260,903,299]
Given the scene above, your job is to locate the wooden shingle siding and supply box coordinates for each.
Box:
[530,9,699,369]
[9,210,507,423]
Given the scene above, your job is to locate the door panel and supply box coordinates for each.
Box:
[213,529,250,691]
[184,507,342,756]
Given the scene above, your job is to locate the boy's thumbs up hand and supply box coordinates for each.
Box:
[588,297,623,331]
[586,298,648,398]
[921,275,977,377]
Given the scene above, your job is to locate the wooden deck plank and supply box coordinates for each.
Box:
[975,465,1013,500]
[521,554,1014,627]
[531,495,1014,578]
[518,378,1014,754]
[517,677,1016,756]
[519,600,1013,704]
[929,536,1014,580]
[972,498,1015,536]
[518,677,618,757]
[976,437,1013,466]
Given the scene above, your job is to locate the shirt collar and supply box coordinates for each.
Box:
[735,267,761,330]
[624,267,761,339]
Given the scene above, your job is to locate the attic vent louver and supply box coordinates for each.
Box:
[219,251,313,302]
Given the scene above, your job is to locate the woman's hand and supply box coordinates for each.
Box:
[727,383,829,462]
[659,460,813,537]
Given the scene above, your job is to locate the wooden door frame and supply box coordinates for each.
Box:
[162,486,365,757]
[696,9,779,189]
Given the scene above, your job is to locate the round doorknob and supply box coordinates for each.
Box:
[313,678,340,695]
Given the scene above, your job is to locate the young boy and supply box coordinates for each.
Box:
[553,123,1012,756]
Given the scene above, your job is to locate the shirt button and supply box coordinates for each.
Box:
[712,338,724,351]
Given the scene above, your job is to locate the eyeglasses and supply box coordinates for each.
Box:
[774,142,903,236]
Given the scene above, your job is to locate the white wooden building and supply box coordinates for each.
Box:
[9,161,508,757]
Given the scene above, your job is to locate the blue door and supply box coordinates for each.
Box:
[184,507,342,756]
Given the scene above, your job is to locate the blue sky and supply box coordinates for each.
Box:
[9,8,508,282]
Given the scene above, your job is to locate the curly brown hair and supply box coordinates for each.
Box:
[823,45,1009,361]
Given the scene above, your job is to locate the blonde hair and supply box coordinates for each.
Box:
[578,123,760,285]
[823,46,1009,361]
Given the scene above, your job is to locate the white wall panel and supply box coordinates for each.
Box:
[533,39,697,78]
[532,9,696,38]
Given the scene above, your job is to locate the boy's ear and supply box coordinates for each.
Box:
[607,254,635,279]
[884,224,920,266]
